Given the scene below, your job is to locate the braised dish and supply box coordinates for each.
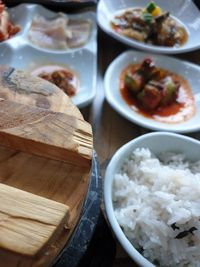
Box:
[111,2,188,47]
[0,0,20,42]
[31,65,79,97]
[120,58,195,123]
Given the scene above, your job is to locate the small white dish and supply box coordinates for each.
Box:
[97,0,200,54]
[0,45,96,108]
[0,4,97,108]
[104,50,200,133]
[104,132,200,267]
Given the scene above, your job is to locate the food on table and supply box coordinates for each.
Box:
[111,1,188,47]
[31,65,79,96]
[113,148,200,266]
[28,14,92,50]
[120,58,195,123]
[0,0,20,42]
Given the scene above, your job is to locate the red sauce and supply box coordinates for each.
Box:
[120,64,196,124]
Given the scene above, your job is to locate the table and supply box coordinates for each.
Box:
[5,1,200,265]
[81,28,200,267]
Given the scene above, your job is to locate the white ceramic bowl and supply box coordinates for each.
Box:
[104,132,200,267]
[97,0,200,54]
[104,50,200,133]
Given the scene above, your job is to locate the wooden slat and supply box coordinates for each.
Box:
[0,99,93,167]
[0,144,91,267]
[0,183,69,257]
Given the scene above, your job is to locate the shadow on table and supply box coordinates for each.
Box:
[77,213,116,267]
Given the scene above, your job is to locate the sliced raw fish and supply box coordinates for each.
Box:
[28,14,92,50]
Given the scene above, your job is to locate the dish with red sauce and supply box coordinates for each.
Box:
[120,58,195,124]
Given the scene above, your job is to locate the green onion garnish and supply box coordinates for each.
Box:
[143,13,153,23]
[146,2,156,13]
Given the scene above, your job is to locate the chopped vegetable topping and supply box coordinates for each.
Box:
[146,1,156,13]
[124,73,143,93]
[151,6,162,17]
[171,223,180,231]
[175,227,198,239]
[143,13,153,23]
[189,227,198,235]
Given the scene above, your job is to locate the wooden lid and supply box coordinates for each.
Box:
[0,66,93,267]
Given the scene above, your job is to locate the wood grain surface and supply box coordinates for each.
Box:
[83,29,200,267]
[0,66,93,267]
[0,183,69,256]
[0,99,92,166]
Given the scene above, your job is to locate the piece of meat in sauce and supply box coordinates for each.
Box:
[138,81,162,110]
[154,13,178,47]
[124,58,180,110]
[124,58,156,93]
[39,70,77,96]
[138,77,180,110]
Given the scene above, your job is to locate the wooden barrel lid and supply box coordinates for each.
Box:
[0,66,93,267]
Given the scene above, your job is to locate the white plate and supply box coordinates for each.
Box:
[97,0,200,54]
[104,50,200,133]
[0,4,97,108]
[104,132,200,267]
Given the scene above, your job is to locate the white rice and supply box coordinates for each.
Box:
[113,148,200,267]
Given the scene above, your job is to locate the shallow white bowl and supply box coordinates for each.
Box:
[97,0,200,54]
[104,132,200,267]
[104,50,200,133]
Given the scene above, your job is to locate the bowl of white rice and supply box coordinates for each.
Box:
[104,132,200,267]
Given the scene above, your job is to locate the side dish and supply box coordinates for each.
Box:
[111,1,188,47]
[0,0,20,42]
[113,148,200,267]
[28,14,92,50]
[31,65,79,96]
[120,58,195,123]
